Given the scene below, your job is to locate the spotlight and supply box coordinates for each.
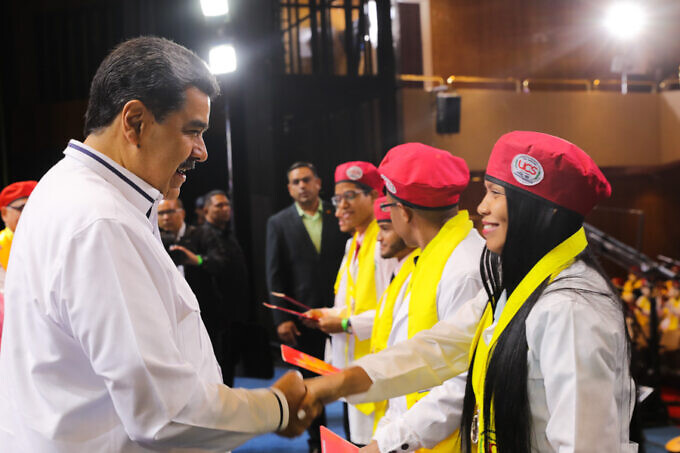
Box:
[200,0,229,17]
[209,44,237,74]
[604,2,646,40]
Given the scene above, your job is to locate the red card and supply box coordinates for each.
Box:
[262,302,315,319]
[281,344,339,376]
[321,426,358,452]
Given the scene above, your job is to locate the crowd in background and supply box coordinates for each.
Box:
[617,270,680,353]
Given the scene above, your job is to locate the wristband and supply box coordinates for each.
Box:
[196,254,203,266]
[341,318,350,332]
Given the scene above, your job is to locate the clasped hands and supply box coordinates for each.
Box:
[272,367,373,438]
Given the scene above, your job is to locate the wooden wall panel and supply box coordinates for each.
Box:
[427,0,680,80]
[401,88,665,170]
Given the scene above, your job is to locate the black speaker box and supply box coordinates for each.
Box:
[436,92,461,134]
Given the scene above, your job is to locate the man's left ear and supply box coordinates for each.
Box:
[121,100,148,148]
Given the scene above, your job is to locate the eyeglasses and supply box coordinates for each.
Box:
[158,209,182,216]
[6,203,26,213]
[331,190,368,207]
[380,202,398,212]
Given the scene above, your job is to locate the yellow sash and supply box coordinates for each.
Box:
[371,250,420,354]
[333,220,381,415]
[0,227,13,271]
[368,249,420,430]
[469,227,588,453]
[403,211,472,452]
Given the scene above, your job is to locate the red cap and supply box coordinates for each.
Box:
[0,181,38,208]
[374,196,391,222]
[486,131,611,216]
[335,161,383,193]
[378,143,469,209]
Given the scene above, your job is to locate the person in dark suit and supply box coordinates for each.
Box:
[172,190,250,387]
[266,161,347,453]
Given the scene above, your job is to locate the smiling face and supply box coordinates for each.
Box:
[139,87,211,200]
[377,221,408,259]
[477,179,508,254]
[334,182,375,234]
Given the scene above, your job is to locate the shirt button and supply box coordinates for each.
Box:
[401,444,409,450]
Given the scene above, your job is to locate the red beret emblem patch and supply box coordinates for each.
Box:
[511,154,544,186]
[381,175,396,194]
[346,166,364,181]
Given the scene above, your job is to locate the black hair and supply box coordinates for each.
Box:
[460,180,634,453]
[84,36,220,137]
[204,190,229,207]
[287,161,319,178]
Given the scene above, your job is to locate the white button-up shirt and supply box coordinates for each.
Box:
[349,261,637,453]
[328,234,397,445]
[373,228,483,452]
[0,140,287,452]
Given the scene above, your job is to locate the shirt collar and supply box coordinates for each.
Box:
[178,222,187,240]
[294,201,323,219]
[64,140,162,217]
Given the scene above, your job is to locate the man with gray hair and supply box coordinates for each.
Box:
[0,36,312,452]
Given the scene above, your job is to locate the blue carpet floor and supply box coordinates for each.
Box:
[233,366,680,453]
[233,366,344,453]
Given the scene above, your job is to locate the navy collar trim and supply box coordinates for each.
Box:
[68,142,155,205]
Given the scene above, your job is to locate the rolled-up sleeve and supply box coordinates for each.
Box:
[60,219,286,450]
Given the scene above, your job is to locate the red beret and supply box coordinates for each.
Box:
[378,143,469,209]
[374,196,391,222]
[335,161,383,193]
[486,131,611,216]
[0,181,38,208]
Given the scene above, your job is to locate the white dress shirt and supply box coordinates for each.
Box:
[328,234,397,444]
[349,261,638,453]
[0,140,288,452]
[373,229,483,452]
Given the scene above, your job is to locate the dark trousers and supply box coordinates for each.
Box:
[208,323,242,387]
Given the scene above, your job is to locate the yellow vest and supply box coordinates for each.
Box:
[0,227,13,271]
[469,227,588,453]
[403,211,473,453]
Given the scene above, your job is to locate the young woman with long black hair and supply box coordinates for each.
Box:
[302,131,638,453]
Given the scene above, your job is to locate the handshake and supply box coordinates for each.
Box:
[270,367,373,437]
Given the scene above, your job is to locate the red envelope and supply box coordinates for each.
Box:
[321,426,358,453]
[280,344,340,376]
[262,302,316,319]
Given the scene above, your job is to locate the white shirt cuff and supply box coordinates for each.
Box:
[269,387,290,431]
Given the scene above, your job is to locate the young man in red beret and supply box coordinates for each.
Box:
[0,180,38,289]
[367,196,419,431]
[365,143,484,453]
[306,161,397,445]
